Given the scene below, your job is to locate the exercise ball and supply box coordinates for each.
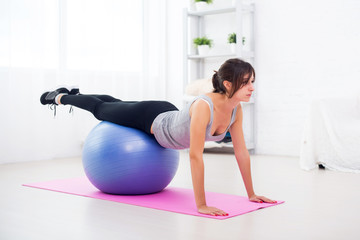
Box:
[82,121,179,195]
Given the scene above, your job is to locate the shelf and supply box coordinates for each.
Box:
[204,141,255,150]
[183,0,256,153]
[188,53,236,59]
[187,4,254,17]
[188,51,254,60]
[188,7,235,16]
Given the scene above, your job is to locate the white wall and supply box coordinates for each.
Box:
[254,0,360,156]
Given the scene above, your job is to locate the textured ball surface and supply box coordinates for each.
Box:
[82,121,179,195]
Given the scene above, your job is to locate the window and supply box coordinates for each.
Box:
[0,0,143,72]
[66,0,143,72]
[0,0,59,68]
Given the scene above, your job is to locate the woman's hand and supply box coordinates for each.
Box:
[249,194,277,203]
[197,205,229,216]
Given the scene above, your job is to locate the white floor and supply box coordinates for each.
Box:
[1,152,359,240]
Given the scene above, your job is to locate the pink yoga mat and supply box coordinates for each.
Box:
[24,177,284,219]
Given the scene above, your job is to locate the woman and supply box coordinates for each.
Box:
[40,58,275,216]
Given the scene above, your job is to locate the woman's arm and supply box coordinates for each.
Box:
[189,100,228,216]
[229,104,276,203]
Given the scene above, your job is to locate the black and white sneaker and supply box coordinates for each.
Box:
[40,88,67,105]
[40,85,80,105]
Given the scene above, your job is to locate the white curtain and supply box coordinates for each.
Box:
[0,0,167,163]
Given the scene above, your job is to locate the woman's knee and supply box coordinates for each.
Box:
[96,95,121,102]
[92,102,107,121]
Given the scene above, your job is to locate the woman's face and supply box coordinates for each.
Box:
[231,73,255,102]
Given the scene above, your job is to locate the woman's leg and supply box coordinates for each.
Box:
[60,94,178,134]
[60,94,120,113]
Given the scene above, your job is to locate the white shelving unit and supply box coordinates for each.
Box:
[183,0,256,152]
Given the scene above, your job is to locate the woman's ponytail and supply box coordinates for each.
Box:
[212,70,225,94]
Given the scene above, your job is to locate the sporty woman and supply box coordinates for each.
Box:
[40,58,275,216]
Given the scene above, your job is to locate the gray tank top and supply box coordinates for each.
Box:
[152,95,238,149]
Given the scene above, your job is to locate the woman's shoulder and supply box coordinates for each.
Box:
[189,95,212,122]
[233,103,243,121]
[202,92,223,105]
[190,96,212,113]
[204,92,216,99]
[194,94,213,105]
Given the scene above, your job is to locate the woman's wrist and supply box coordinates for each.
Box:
[247,191,255,198]
[196,201,207,209]
[197,204,206,209]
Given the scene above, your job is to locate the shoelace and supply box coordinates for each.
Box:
[49,104,57,117]
[48,105,74,117]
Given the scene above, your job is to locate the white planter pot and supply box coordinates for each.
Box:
[197,45,210,55]
[195,2,208,11]
[230,43,236,54]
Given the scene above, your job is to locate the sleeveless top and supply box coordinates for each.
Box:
[152,95,238,149]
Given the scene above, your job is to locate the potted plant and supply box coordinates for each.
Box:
[194,0,213,11]
[227,33,245,53]
[228,32,236,53]
[193,36,213,55]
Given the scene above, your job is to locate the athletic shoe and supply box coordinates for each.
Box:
[40,91,52,105]
[68,85,80,95]
[40,88,69,105]
[40,85,79,116]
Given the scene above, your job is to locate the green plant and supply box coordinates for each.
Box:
[227,33,246,46]
[193,37,213,47]
[228,33,236,44]
[195,0,213,3]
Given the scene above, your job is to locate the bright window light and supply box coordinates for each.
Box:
[0,0,59,68]
[66,0,143,72]
[0,0,143,72]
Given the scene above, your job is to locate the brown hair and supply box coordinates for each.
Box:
[212,58,255,98]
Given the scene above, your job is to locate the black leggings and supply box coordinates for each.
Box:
[61,94,178,134]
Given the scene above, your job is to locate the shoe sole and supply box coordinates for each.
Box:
[55,84,79,93]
